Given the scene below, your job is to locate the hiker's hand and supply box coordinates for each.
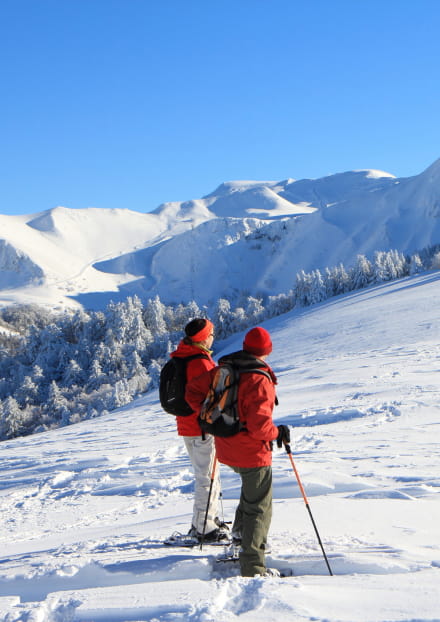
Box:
[276,425,290,448]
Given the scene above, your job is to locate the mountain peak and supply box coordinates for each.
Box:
[418,157,440,180]
[204,180,278,199]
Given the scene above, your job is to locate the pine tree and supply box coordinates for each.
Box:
[310,270,327,304]
[245,296,265,324]
[147,359,162,389]
[409,253,423,275]
[15,375,39,408]
[45,380,70,425]
[351,255,374,290]
[212,298,233,338]
[2,396,29,438]
[87,358,106,391]
[143,296,167,336]
[332,264,351,294]
[294,270,312,306]
[62,359,84,388]
[373,251,387,282]
[127,351,150,395]
[431,251,440,270]
[266,292,294,317]
[112,379,132,409]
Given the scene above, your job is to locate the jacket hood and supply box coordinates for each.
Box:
[171,340,211,359]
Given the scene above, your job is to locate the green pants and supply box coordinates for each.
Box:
[231,465,272,577]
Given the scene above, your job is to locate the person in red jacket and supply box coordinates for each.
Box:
[171,318,229,542]
[186,326,290,576]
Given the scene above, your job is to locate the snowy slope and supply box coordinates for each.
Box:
[0,273,439,621]
[1,161,440,309]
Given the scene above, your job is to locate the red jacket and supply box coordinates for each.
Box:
[171,340,216,436]
[185,351,279,468]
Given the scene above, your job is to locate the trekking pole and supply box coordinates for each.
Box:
[200,454,218,551]
[284,443,333,576]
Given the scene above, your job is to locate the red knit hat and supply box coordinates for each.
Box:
[243,327,272,356]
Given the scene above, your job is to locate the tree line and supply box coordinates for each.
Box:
[0,245,439,440]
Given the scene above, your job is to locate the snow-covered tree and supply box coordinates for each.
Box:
[167,300,203,333]
[112,379,132,409]
[126,351,150,395]
[331,264,351,295]
[1,396,30,438]
[143,296,167,336]
[45,380,70,425]
[309,270,327,305]
[15,375,39,408]
[62,359,84,388]
[212,298,234,338]
[351,255,374,290]
[87,357,106,391]
[245,296,265,324]
[147,359,162,390]
[431,251,440,270]
[294,270,313,307]
[409,253,423,275]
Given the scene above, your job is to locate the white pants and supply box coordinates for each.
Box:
[184,435,221,534]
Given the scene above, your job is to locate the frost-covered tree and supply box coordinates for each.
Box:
[147,359,162,389]
[431,251,440,270]
[373,249,408,282]
[373,251,388,282]
[294,270,312,307]
[107,296,153,353]
[143,296,167,336]
[309,270,327,304]
[1,396,30,439]
[112,379,132,409]
[126,351,150,395]
[245,296,265,324]
[232,306,247,332]
[409,253,423,275]
[389,250,408,278]
[62,359,84,388]
[331,264,351,295]
[168,300,203,333]
[45,380,70,425]
[15,375,39,408]
[351,255,374,290]
[266,291,295,317]
[212,298,234,338]
[87,357,106,391]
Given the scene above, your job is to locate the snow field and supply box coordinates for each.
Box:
[0,273,439,620]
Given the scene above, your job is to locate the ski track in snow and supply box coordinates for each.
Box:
[1,275,440,621]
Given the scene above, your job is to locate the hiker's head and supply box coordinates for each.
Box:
[243,327,272,357]
[184,318,215,348]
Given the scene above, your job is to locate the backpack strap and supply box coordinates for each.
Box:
[181,353,210,363]
[228,366,277,423]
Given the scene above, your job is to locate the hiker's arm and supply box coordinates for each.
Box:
[185,369,213,415]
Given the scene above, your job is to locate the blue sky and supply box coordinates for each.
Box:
[1,0,439,215]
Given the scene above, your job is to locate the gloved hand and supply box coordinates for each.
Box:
[276,424,291,448]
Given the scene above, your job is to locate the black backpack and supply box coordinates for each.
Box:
[159,354,209,416]
[198,363,273,437]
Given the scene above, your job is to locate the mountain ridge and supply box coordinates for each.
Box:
[1,161,440,310]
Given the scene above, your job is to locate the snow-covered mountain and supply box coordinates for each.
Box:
[1,160,440,309]
[1,273,439,620]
